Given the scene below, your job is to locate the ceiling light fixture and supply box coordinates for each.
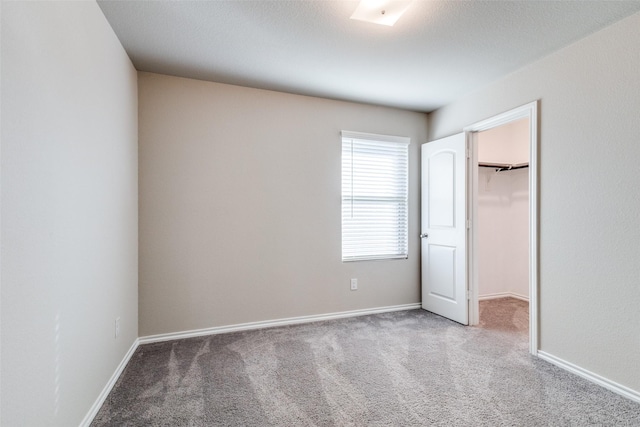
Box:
[350,0,413,27]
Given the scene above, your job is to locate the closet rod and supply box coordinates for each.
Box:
[479,162,529,172]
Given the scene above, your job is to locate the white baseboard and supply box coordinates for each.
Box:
[479,292,529,302]
[80,338,140,427]
[139,303,422,345]
[537,351,640,404]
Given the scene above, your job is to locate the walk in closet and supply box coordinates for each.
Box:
[477,118,530,305]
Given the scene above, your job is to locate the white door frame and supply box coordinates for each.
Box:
[463,101,539,355]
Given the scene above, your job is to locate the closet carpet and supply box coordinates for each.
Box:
[92,298,640,426]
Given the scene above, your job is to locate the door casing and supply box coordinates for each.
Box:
[464,101,539,355]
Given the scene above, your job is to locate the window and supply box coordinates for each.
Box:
[341,131,409,262]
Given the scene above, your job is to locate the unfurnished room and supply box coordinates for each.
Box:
[2,1,640,426]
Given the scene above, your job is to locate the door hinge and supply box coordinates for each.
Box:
[466,148,470,159]
[466,219,471,229]
[466,290,471,300]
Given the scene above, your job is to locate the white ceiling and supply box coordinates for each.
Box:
[98,1,640,112]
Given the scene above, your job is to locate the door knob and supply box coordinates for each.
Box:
[420,233,429,239]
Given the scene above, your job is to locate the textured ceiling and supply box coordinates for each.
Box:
[98,1,640,112]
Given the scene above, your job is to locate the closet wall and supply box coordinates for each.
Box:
[477,119,529,300]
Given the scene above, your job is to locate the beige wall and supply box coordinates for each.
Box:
[478,118,529,165]
[477,167,529,299]
[428,12,640,392]
[138,72,426,336]
[1,2,138,425]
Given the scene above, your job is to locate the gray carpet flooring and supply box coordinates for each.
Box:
[92,298,640,426]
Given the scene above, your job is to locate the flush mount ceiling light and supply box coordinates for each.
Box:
[350,0,414,27]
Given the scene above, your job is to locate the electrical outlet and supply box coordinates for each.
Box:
[115,317,121,338]
[350,278,358,291]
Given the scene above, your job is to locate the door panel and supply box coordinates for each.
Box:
[421,133,468,325]
[427,245,457,301]
[428,151,455,228]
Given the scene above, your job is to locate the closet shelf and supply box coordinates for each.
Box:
[479,162,529,172]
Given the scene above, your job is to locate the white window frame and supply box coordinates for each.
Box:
[341,131,410,262]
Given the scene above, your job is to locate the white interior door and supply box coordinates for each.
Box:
[421,133,468,325]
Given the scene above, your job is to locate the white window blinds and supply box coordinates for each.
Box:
[341,131,409,262]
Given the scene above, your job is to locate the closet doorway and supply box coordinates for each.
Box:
[465,101,538,354]
[477,119,529,324]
